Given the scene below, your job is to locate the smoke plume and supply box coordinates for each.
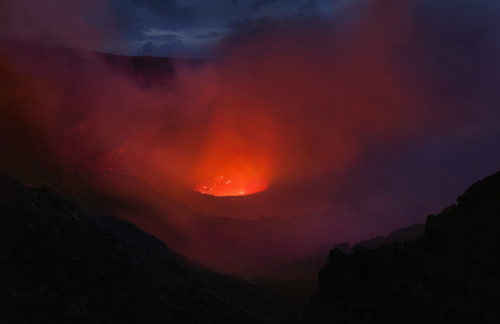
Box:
[1,0,500,276]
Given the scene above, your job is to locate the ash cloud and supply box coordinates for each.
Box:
[1,0,500,276]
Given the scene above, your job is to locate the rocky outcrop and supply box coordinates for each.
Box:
[305,171,500,323]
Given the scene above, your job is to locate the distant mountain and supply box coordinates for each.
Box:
[273,224,425,278]
[354,223,425,250]
[305,171,500,323]
[0,176,272,323]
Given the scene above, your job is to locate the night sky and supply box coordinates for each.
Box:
[110,0,341,57]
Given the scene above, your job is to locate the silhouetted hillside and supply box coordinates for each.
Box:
[273,224,424,279]
[0,176,272,323]
[305,171,500,323]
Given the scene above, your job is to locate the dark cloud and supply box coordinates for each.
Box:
[141,33,182,41]
[193,32,221,39]
[253,0,278,11]
[112,0,197,38]
[139,37,193,58]
[228,18,274,33]
[131,0,194,16]
[104,0,337,57]
[296,0,319,16]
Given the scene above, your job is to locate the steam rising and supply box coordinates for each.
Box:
[1,0,500,276]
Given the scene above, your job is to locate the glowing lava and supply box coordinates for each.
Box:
[191,114,275,197]
[194,175,268,197]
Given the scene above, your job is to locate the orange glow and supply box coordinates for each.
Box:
[190,101,276,197]
[192,145,272,197]
[194,175,268,196]
[192,146,273,197]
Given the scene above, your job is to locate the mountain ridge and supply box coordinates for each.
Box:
[305,171,500,323]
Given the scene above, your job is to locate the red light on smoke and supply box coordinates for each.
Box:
[193,174,269,197]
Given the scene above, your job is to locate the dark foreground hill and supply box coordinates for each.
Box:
[305,171,500,323]
[4,168,500,323]
[0,176,274,324]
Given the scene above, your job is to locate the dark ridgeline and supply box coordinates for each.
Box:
[305,172,500,323]
[0,176,272,324]
[2,164,500,323]
[272,224,425,279]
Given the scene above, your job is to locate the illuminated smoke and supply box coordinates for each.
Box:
[1,0,500,276]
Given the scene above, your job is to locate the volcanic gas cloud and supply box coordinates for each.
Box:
[0,0,432,206]
[1,0,500,276]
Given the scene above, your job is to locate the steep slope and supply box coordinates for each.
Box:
[65,171,303,278]
[0,176,270,323]
[305,171,500,323]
